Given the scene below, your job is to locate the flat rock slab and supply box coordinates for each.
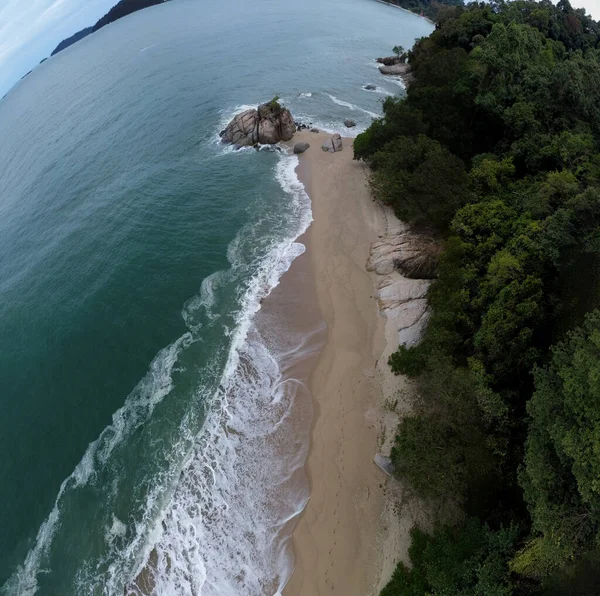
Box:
[374,453,394,476]
[379,63,410,76]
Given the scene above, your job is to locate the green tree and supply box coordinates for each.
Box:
[519,311,600,577]
[381,520,519,596]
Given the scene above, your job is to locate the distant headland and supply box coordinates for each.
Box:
[51,0,169,57]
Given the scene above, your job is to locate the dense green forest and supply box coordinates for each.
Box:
[381,0,465,22]
[355,0,600,593]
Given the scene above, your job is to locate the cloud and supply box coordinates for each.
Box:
[0,0,117,97]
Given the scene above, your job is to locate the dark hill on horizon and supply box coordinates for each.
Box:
[51,27,93,56]
[51,0,168,56]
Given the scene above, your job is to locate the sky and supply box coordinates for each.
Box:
[568,0,600,17]
[0,0,118,97]
[0,0,599,99]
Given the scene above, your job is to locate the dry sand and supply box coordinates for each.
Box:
[282,131,426,596]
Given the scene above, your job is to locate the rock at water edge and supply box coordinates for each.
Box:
[220,109,259,147]
[294,142,310,154]
[220,101,296,147]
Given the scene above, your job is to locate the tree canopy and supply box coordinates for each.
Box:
[357,1,600,594]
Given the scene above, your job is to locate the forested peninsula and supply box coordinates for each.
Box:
[51,0,168,56]
[355,1,600,594]
[379,0,465,22]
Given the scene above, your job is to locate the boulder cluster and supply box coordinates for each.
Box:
[321,133,343,153]
[220,101,296,147]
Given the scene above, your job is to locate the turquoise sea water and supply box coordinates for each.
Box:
[0,1,432,593]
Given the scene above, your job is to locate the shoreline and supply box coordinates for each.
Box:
[281,131,429,595]
[282,132,396,595]
[374,0,436,25]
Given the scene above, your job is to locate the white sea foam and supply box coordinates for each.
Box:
[326,93,380,118]
[3,152,316,596]
[124,152,315,595]
[298,92,312,98]
[213,103,258,151]
[363,84,393,96]
[292,114,368,138]
[2,334,192,596]
[387,76,407,91]
[105,515,127,545]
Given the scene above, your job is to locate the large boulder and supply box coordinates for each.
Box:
[220,109,260,147]
[321,134,343,153]
[220,101,295,147]
[379,63,410,76]
[344,119,356,128]
[331,133,343,152]
[294,142,310,154]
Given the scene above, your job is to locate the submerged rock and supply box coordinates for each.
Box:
[220,101,295,147]
[364,84,376,90]
[344,119,356,128]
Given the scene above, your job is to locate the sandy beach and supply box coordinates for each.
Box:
[279,130,430,596]
[281,131,392,595]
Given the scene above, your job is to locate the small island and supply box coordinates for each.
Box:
[220,97,296,147]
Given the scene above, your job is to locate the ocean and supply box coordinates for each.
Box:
[0,0,432,593]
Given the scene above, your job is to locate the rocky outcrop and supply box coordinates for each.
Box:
[378,63,415,87]
[220,101,295,147]
[379,63,409,76]
[368,228,441,279]
[376,56,403,66]
[221,109,260,147]
[368,220,439,348]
